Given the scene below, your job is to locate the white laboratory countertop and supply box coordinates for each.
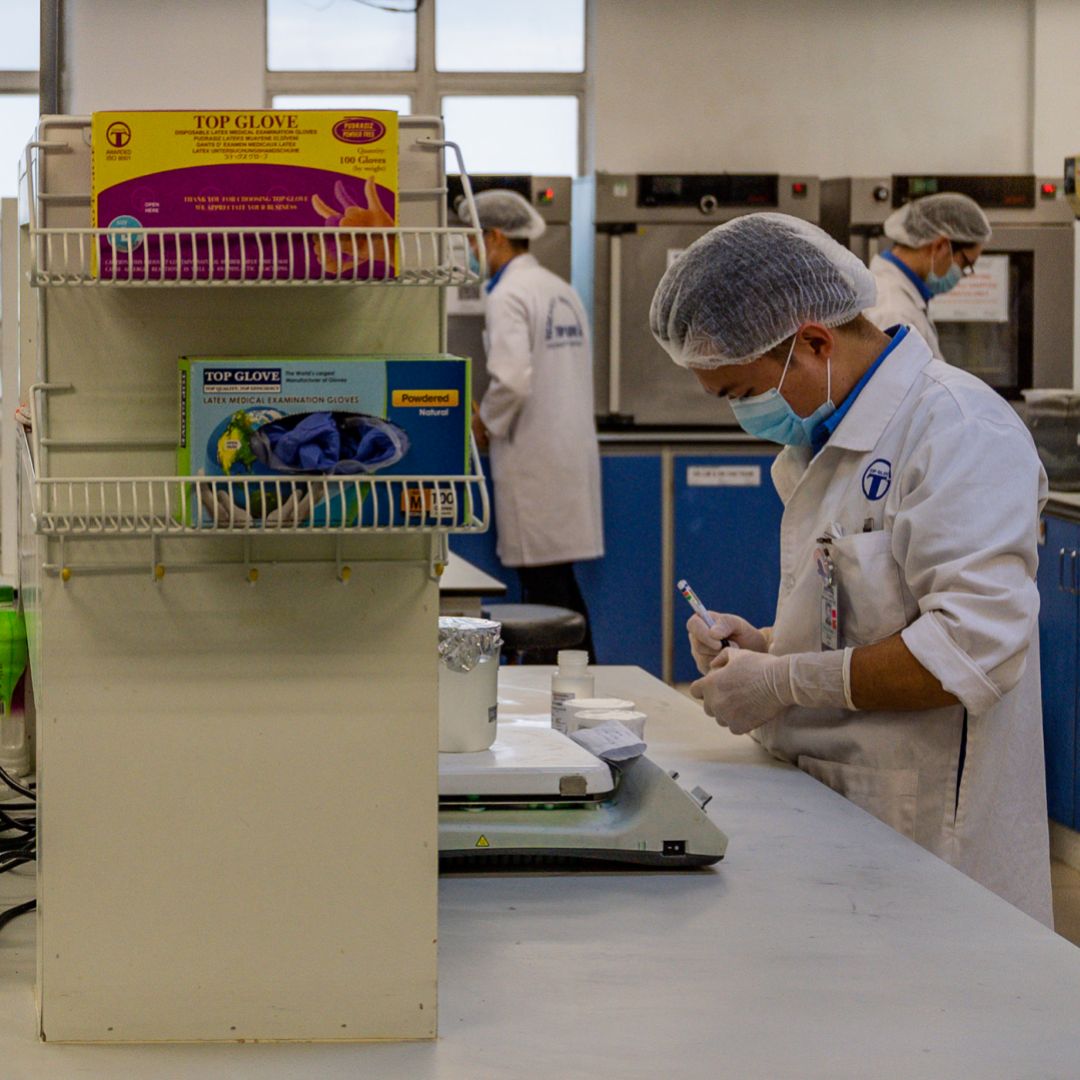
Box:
[438,553,507,596]
[1047,490,1080,519]
[3,665,1080,1078]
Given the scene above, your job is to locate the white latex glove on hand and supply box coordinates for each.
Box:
[687,613,769,677]
[690,647,855,735]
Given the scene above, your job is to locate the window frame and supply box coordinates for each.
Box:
[264,0,591,176]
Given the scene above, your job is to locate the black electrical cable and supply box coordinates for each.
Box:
[0,838,34,860]
[0,764,34,801]
[0,816,33,835]
[0,899,35,935]
[0,822,34,838]
[0,759,36,942]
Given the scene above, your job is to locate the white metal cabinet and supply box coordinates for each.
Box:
[17,115,486,1043]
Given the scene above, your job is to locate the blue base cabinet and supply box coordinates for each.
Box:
[577,455,664,675]
[671,454,783,685]
[1037,513,1080,828]
[450,454,665,676]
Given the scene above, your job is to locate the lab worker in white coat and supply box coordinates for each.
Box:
[864,192,991,359]
[459,190,604,660]
[650,213,1052,926]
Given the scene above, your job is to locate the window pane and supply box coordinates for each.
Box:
[272,94,412,115]
[442,96,578,176]
[267,0,416,71]
[436,0,584,72]
[0,0,39,70]
[0,97,40,199]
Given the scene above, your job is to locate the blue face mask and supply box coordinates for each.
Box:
[729,335,835,447]
[467,248,482,277]
[925,250,963,295]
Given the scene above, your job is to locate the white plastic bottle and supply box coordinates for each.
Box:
[550,650,594,734]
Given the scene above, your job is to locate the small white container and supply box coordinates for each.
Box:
[572,709,647,738]
[565,697,636,718]
[438,617,503,753]
[550,650,594,733]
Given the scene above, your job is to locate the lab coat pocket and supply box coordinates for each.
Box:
[830,531,908,647]
[798,755,919,840]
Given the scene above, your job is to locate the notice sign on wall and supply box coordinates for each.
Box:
[687,465,762,487]
[928,253,1010,323]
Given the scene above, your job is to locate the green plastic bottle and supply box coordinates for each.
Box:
[0,586,29,781]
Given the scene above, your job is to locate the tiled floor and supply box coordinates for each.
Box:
[1052,860,1080,946]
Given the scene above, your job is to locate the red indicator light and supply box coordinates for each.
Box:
[1041,182,1057,197]
[537,187,556,205]
[792,182,807,196]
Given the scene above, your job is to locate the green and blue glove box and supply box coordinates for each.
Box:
[178,355,473,528]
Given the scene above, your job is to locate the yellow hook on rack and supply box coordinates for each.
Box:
[154,564,166,582]
[338,565,352,584]
[247,567,259,585]
[60,567,71,583]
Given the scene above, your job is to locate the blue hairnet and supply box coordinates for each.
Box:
[649,213,878,368]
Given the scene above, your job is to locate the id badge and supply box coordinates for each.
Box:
[815,543,840,651]
[820,581,839,650]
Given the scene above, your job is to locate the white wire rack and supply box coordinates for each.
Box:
[26,224,483,287]
[23,121,485,287]
[20,430,489,539]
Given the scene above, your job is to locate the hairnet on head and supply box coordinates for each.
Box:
[883,192,992,248]
[649,213,878,369]
[455,189,547,240]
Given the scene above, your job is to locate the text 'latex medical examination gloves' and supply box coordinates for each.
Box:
[883,192,992,248]
[648,212,877,368]
[455,189,547,240]
[690,647,855,735]
[687,612,769,676]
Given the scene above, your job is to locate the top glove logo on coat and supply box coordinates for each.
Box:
[861,458,892,501]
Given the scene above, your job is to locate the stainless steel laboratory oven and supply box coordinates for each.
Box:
[573,172,821,428]
[821,175,1075,396]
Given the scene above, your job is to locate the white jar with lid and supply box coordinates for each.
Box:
[572,709,647,738]
[565,697,635,720]
[438,617,502,752]
[550,650,594,733]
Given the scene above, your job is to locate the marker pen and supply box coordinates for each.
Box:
[677,579,732,648]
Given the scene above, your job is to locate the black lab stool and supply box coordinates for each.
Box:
[483,604,586,665]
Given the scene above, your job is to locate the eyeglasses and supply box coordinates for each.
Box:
[950,243,977,277]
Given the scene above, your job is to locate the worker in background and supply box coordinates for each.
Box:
[458,190,603,662]
[864,192,991,359]
[650,213,1052,927]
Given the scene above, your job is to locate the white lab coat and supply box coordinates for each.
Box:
[754,327,1053,927]
[865,254,943,359]
[480,254,604,567]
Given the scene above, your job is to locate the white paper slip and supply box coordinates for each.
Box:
[569,720,646,763]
